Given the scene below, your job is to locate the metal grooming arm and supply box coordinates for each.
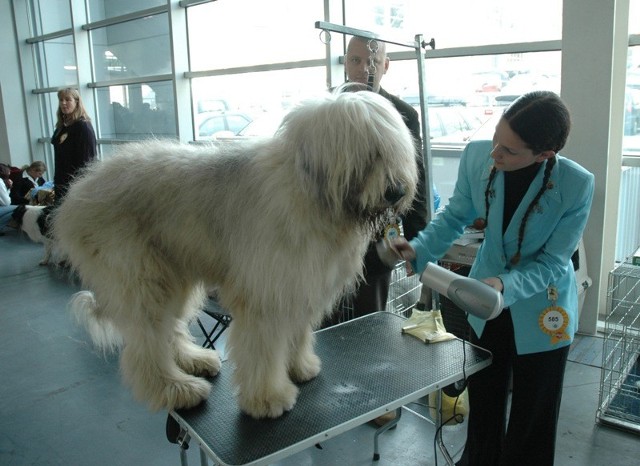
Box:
[314,21,436,225]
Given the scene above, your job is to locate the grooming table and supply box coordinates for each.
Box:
[168,311,491,465]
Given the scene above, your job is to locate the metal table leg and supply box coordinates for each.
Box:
[373,407,402,461]
[434,389,455,466]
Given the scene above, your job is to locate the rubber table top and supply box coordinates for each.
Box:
[170,311,491,465]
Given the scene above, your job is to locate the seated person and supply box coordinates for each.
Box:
[0,163,17,233]
[10,161,49,205]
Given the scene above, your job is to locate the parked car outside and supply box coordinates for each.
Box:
[196,111,252,140]
[207,99,485,149]
[236,111,287,137]
[205,110,288,142]
[196,98,231,113]
[427,105,485,143]
[401,95,489,146]
[469,70,509,93]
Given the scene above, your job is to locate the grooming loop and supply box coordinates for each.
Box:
[366,39,379,89]
[319,29,331,44]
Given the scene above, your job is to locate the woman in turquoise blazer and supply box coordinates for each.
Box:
[394,91,594,465]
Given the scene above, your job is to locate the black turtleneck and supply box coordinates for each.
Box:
[503,162,543,233]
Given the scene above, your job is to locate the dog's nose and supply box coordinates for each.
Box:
[384,183,405,205]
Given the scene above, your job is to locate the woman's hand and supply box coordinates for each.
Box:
[483,277,504,292]
[389,237,417,275]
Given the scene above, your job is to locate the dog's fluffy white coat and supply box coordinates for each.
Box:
[52,90,418,418]
[20,205,54,265]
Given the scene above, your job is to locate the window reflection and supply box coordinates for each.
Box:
[91,13,171,81]
[630,0,640,35]
[625,36,640,153]
[35,36,77,87]
[86,0,166,22]
[25,0,71,36]
[96,82,176,140]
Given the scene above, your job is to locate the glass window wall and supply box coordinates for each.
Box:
[23,0,71,36]
[90,13,171,82]
[33,36,77,88]
[96,81,176,140]
[345,0,562,53]
[86,0,166,22]
[191,67,327,141]
[624,0,640,154]
[187,0,325,71]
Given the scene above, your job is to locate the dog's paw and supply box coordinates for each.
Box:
[289,352,321,383]
[182,349,221,377]
[238,381,299,419]
[152,375,212,411]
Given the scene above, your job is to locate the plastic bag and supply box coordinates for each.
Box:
[429,388,469,425]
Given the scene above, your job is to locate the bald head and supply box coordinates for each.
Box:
[345,36,389,92]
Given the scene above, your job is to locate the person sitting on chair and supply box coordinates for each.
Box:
[10,161,48,205]
[0,164,18,233]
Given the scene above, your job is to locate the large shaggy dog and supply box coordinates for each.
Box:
[53,90,418,419]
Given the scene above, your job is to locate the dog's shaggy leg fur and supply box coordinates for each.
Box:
[73,279,219,410]
[172,317,221,378]
[117,284,218,411]
[167,285,221,378]
[40,241,52,266]
[119,323,213,411]
[226,310,305,419]
[287,326,321,383]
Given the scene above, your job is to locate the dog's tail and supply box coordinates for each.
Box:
[70,291,123,353]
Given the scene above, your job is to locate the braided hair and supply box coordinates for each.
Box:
[510,156,556,264]
[479,91,570,265]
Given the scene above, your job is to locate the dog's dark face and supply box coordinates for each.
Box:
[37,206,55,237]
[282,91,417,230]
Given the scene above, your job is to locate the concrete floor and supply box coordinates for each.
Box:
[1,228,639,465]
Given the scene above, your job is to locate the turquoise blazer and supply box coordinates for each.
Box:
[410,140,594,354]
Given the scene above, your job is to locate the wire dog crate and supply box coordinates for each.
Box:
[597,262,640,433]
[339,262,423,322]
[385,261,423,317]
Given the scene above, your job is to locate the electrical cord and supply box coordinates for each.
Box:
[434,337,468,466]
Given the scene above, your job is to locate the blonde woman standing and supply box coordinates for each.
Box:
[51,88,96,204]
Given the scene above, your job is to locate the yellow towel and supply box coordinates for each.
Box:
[401,309,456,343]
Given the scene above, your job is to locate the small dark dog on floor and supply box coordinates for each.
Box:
[11,204,55,265]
